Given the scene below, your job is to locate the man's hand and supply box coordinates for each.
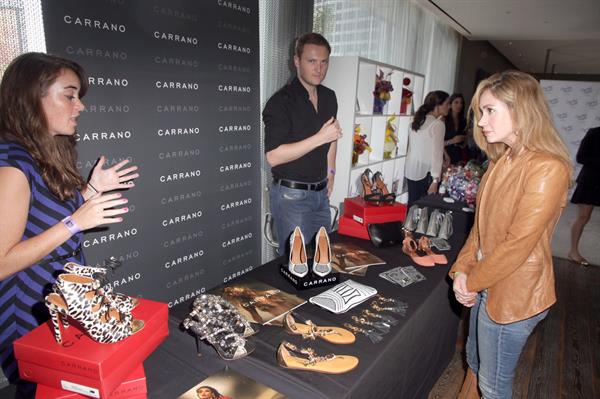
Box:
[318,117,342,145]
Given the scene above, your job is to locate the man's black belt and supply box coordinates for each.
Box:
[275,179,327,191]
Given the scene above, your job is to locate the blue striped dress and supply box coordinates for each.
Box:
[0,142,86,382]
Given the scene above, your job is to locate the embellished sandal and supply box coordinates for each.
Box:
[283,313,355,344]
[276,341,359,374]
[402,237,435,267]
[418,236,448,264]
[182,318,254,360]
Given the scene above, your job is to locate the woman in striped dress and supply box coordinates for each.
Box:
[0,52,138,391]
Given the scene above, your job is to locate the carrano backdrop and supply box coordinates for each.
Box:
[541,79,600,182]
[41,0,260,307]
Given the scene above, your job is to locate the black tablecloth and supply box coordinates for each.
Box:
[144,195,473,399]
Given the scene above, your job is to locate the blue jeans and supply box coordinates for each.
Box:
[269,181,331,256]
[466,291,548,399]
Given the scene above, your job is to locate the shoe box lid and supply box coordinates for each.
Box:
[338,215,370,240]
[343,197,406,222]
[14,299,167,398]
[34,364,146,399]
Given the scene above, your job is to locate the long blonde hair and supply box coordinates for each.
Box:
[469,70,572,176]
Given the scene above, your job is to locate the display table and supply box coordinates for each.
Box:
[143,195,472,399]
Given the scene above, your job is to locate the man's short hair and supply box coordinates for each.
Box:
[295,32,331,58]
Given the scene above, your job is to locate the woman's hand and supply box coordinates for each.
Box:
[427,181,439,195]
[71,192,129,230]
[453,272,477,307]
[88,156,139,193]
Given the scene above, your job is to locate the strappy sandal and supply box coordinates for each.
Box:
[361,169,383,204]
[46,274,144,344]
[62,262,138,312]
[283,313,355,344]
[276,341,359,374]
[402,237,435,267]
[418,236,448,264]
[372,171,396,204]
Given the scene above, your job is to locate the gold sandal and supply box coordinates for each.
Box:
[276,341,358,374]
[283,313,355,344]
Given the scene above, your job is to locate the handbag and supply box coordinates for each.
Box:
[367,221,405,248]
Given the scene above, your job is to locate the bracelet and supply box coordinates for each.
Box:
[452,271,462,278]
[61,216,82,235]
[87,182,98,193]
[328,168,336,175]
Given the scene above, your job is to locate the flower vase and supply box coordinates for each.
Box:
[373,97,386,114]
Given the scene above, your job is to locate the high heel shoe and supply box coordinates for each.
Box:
[415,207,429,234]
[276,341,359,374]
[288,226,308,278]
[425,209,443,237]
[403,205,419,231]
[62,262,138,312]
[283,313,355,344]
[361,169,382,204]
[402,237,435,267]
[46,275,144,344]
[418,236,447,264]
[438,211,453,240]
[372,171,396,204]
[182,318,254,360]
[313,226,332,277]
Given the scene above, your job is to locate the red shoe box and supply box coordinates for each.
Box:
[343,197,407,225]
[14,299,168,399]
[35,364,146,398]
[338,215,370,240]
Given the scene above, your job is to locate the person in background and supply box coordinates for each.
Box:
[0,52,138,393]
[568,126,599,266]
[451,70,571,399]
[404,90,450,207]
[196,385,231,399]
[444,93,467,165]
[263,33,342,254]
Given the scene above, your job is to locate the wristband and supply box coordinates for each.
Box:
[61,216,82,235]
[328,168,336,175]
[87,182,98,193]
[452,271,461,278]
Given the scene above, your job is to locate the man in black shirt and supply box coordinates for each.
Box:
[263,32,342,255]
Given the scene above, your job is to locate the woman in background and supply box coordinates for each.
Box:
[404,90,450,207]
[569,126,600,266]
[444,93,467,164]
[0,52,138,391]
[451,70,571,399]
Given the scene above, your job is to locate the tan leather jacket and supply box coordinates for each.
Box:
[450,150,570,323]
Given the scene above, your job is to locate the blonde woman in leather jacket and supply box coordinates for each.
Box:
[450,71,572,399]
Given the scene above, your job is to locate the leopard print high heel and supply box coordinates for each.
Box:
[62,262,138,312]
[46,274,144,344]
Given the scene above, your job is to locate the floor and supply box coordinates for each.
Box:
[429,202,599,398]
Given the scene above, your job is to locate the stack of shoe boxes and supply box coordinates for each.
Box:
[338,197,406,239]
[14,299,168,399]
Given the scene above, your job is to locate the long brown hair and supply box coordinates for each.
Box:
[0,52,88,200]
[411,90,449,131]
[469,70,572,177]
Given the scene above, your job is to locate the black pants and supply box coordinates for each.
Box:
[407,174,432,208]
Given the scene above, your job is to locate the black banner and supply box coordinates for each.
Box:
[41,0,260,307]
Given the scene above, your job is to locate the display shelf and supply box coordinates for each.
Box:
[323,56,424,214]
